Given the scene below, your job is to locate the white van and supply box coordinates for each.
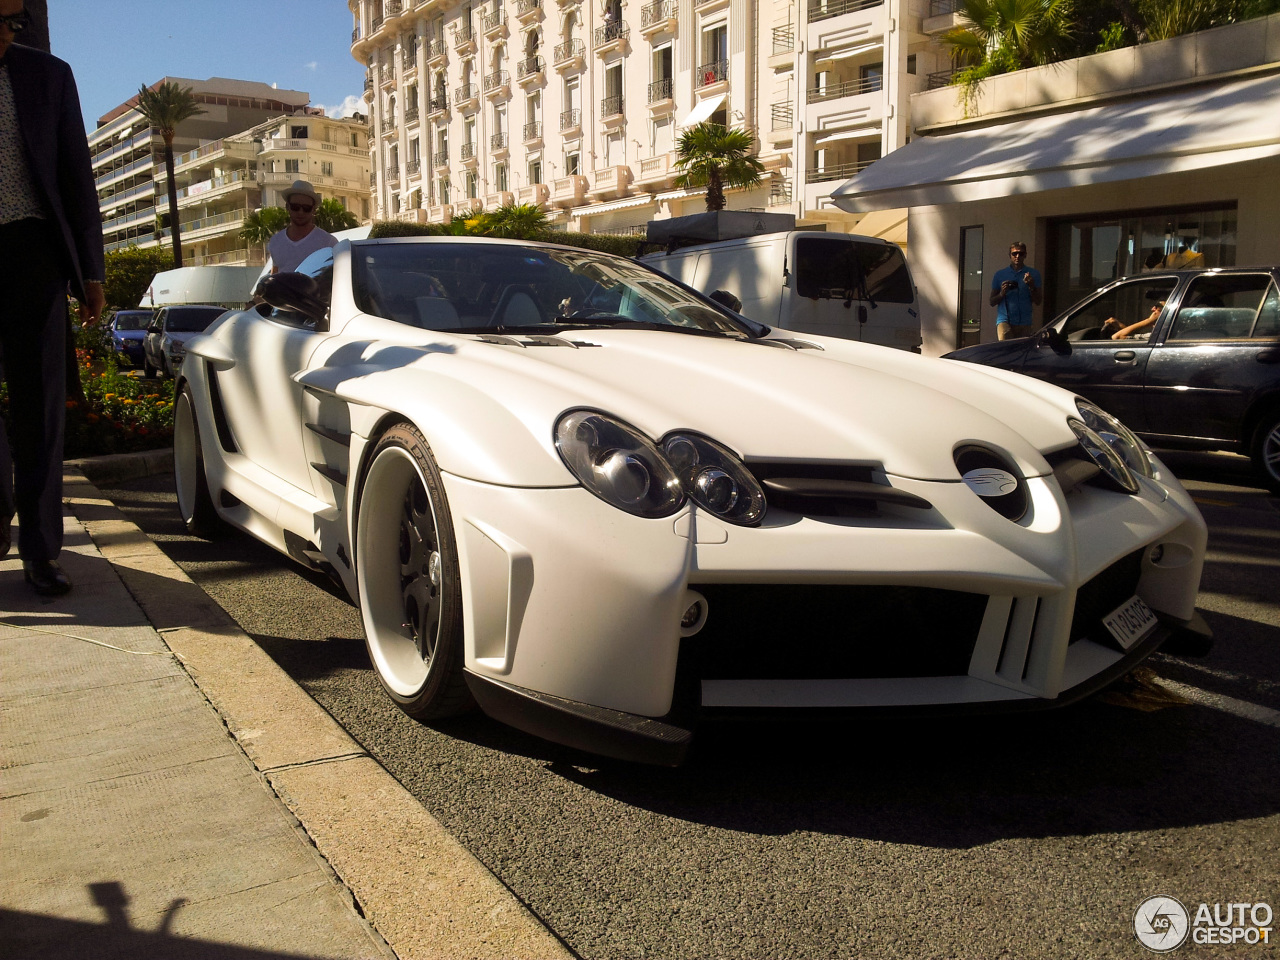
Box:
[641,231,921,351]
[142,265,261,310]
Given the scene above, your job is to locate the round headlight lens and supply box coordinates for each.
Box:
[555,410,684,517]
[1076,400,1153,479]
[661,432,766,525]
[1069,418,1140,493]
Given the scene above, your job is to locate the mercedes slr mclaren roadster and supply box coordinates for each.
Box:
[174,237,1211,764]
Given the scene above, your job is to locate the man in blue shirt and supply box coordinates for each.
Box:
[989,242,1042,340]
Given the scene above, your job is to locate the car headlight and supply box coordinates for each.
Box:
[555,410,684,518]
[170,340,187,355]
[1075,399,1153,479]
[661,432,766,525]
[1068,418,1139,494]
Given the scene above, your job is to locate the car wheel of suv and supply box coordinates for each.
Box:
[174,384,223,537]
[1251,411,1280,495]
[143,356,158,378]
[356,423,473,720]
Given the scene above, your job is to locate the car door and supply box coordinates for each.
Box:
[1142,271,1280,446]
[214,250,337,497]
[1017,275,1179,432]
[144,310,167,368]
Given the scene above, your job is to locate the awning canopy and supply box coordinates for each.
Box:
[814,125,881,145]
[830,73,1280,212]
[815,41,882,64]
[680,93,727,127]
[573,194,656,216]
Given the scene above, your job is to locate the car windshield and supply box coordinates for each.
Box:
[166,307,225,332]
[350,240,762,337]
[112,312,151,331]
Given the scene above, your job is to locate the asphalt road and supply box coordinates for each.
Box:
[102,452,1280,960]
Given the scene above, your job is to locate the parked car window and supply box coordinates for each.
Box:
[295,247,336,306]
[1167,274,1272,340]
[166,306,226,332]
[112,310,152,330]
[1255,282,1280,339]
[1058,277,1177,342]
[794,237,914,303]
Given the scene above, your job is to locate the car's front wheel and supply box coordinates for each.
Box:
[356,423,473,719]
[1251,410,1280,495]
[173,384,223,537]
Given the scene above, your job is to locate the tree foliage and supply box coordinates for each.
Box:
[239,206,289,246]
[673,123,766,212]
[135,82,205,265]
[315,198,361,233]
[103,246,174,310]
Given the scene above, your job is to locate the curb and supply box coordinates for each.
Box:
[62,466,575,960]
[67,447,173,486]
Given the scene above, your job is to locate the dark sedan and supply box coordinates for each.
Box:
[108,309,153,369]
[946,267,1280,493]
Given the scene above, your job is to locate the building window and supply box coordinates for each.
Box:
[321,161,334,176]
[291,125,308,139]
[907,54,916,75]
[495,162,509,192]
[439,177,450,204]
[859,62,883,93]
[284,158,301,173]
[530,159,542,184]
[566,150,580,176]
[957,225,984,348]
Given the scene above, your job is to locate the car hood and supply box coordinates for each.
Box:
[316,327,1085,484]
[114,330,147,342]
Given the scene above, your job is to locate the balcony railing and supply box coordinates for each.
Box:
[520,120,540,141]
[769,178,793,204]
[927,68,959,89]
[483,11,507,32]
[452,23,475,47]
[407,158,422,175]
[805,158,876,183]
[461,141,476,160]
[381,117,397,132]
[517,0,541,16]
[428,38,447,60]
[601,94,624,118]
[560,107,581,131]
[771,103,793,129]
[697,59,728,87]
[454,83,479,104]
[641,0,676,27]
[405,105,420,123]
[432,150,449,168]
[386,0,403,15]
[484,70,510,94]
[807,75,881,102]
[402,44,418,67]
[808,0,883,22]
[554,39,585,64]
[771,26,793,55]
[429,93,449,112]
[594,21,628,46]
[929,0,961,14]
[387,165,401,183]
[491,132,509,150]
[352,27,361,44]
[371,15,384,32]
[648,77,673,103]
[517,55,544,79]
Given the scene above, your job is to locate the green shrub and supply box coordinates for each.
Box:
[104,246,174,311]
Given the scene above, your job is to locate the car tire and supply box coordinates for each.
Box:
[355,423,473,719]
[1251,410,1280,495]
[173,384,224,537]
[143,356,158,378]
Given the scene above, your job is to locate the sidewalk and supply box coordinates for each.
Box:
[0,465,574,960]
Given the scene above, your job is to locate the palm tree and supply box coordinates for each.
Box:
[942,0,1076,75]
[315,198,361,233]
[135,82,205,265]
[239,206,288,261]
[673,123,765,212]
[478,201,549,239]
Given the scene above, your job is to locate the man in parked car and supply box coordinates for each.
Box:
[989,242,1042,340]
[0,0,103,595]
[268,180,336,274]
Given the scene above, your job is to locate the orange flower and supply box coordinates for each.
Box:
[66,400,78,409]
[86,413,100,423]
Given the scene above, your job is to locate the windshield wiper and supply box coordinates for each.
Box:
[550,314,736,336]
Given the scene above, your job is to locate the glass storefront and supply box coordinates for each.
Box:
[1044,204,1237,320]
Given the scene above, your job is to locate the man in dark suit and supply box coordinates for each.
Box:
[0,0,104,595]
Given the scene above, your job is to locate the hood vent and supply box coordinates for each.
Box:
[748,462,932,517]
[474,333,600,348]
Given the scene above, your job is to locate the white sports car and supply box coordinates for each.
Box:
[175,237,1211,764]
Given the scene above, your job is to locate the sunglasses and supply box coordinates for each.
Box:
[287,202,314,213]
[1009,250,1026,258]
[0,12,30,31]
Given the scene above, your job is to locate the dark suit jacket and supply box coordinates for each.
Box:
[5,42,103,297]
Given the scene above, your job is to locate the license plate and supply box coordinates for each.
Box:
[1103,595,1157,649]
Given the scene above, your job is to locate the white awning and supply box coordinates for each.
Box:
[815,41,882,64]
[680,93,727,128]
[814,125,881,145]
[572,193,656,216]
[830,73,1280,212]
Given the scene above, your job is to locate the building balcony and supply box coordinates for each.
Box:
[522,120,543,144]
[808,75,881,103]
[379,65,396,88]
[640,0,677,36]
[381,117,397,133]
[432,150,450,170]
[594,21,628,55]
[771,26,793,56]
[553,39,586,72]
[483,11,508,39]
[517,55,545,85]
[405,104,420,125]
[697,59,728,89]
[647,78,674,108]
[600,94,624,121]
[490,131,510,156]
[635,152,676,187]
[371,15,385,35]
[483,70,511,99]
[551,174,588,207]
[484,190,515,208]
[460,141,477,163]
[428,203,454,223]
[173,170,255,205]
[429,94,450,117]
[452,22,477,53]
[427,38,448,66]
[769,177,793,206]
[516,0,542,22]
[363,76,375,101]
[589,165,631,200]
[384,0,405,21]
[516,182,550,206]
[808,0,882,23]
[183,248,263,268]
[456,196,484,215]
[395,208,429,223]
[454,83,480,111]
[407,158,422,176]
[805,158,874,183]
[387,166,402,185]
[559,107,582,136]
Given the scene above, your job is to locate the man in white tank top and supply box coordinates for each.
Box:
[268,180,337,273]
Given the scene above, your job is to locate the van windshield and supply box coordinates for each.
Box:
[794,237,914,303]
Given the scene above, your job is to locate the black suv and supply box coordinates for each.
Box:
[946,267,1280,493]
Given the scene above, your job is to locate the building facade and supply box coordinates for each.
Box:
[349,0,947,235]
[155,113,373,268]
[90,78,310,256]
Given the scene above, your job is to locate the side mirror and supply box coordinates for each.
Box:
[256,272,328,329]
[1037,325,1070,354]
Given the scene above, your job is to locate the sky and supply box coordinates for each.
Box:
[48,0,368,133]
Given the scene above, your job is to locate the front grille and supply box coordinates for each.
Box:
[689,584,987,680]
[1069,549,1144,647]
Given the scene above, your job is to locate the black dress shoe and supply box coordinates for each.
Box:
[24,559,72,596]
[0,514,10,559]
